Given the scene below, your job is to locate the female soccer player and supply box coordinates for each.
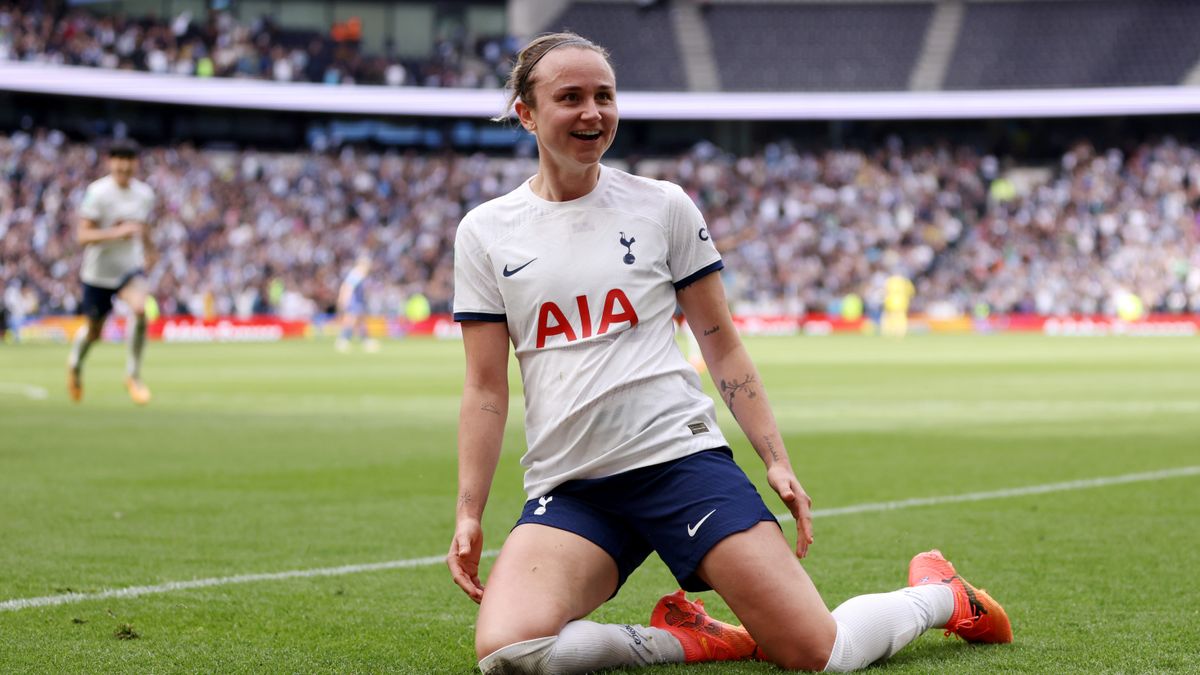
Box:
[448,32,1011,673]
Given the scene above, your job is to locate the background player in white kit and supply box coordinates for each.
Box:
[448,33,1011,673]
[67,139,157,405]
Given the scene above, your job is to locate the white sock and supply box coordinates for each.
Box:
[479,620,685,674]
[68,325,94,372]
[126,315,146,379]
[822,585,953,672]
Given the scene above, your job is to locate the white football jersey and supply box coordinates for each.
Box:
[454,165,730,498]
[78,175,155,288]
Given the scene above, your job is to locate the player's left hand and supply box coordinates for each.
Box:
[766,464,814,559]
[447,517,486,603]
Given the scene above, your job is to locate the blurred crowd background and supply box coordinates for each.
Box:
[1,1,518,87]
[3,0,1199,327]
[3,129,1198,323]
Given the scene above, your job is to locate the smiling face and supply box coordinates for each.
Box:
[516,47,618,177]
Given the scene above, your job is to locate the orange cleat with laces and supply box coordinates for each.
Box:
[650,590,758,662]
[125,377,152,406]
[909,549,1012,644]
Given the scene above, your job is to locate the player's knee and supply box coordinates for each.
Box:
[476,635,557,674]
[760,632,835,672]
[475,625,546,663]
[767,647,833,672]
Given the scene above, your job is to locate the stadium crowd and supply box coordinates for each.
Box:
[0,2,516,87]
[925,140,1200,317]
[2,129,1199,326]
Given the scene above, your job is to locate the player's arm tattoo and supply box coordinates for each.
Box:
[703,325,720,336]
[762,434,781,463]
[458,491,473,507]
[480,401,501,415]
[719,374,758,419]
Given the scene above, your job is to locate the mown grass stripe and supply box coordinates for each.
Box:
[4,464,1197,612]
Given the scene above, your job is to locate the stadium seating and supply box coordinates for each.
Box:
[945,0,1200,89]
[3,131,1197,323]
[541,1,687,91]
[7,1,1200,92]
[0,4,511,88]
[704,2,932,91]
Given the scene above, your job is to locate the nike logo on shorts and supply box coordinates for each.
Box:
[687,509,717,538]
[503,258,537,277]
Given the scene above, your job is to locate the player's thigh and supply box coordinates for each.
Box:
[118,276,149,314]
[475,523,618,659]
[699,522,837,671]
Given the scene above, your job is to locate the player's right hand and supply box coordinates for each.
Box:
[447,518,485,603]
[117,221,143,238]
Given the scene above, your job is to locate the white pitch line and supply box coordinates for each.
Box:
[776,464,1200,522]
[0,382,49,400]
[3,464,1199,612]
[0,554,477,612]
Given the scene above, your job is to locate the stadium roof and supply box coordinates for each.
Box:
[3,62,1200,120]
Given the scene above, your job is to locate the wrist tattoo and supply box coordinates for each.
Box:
[703,325,720,336]
[763,435,780,462]
[458,492,473,507]
[719,374,758,415]
[480,402,501,415]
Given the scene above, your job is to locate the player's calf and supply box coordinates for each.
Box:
[479,620,684,674]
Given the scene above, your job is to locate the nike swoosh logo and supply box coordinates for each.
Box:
[502,258,537,277]
[687,509,717,538]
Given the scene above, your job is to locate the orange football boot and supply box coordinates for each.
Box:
[650,590,758,662]
[67,367,82,403]
[909,549,1012,644]
[125,377,152,406]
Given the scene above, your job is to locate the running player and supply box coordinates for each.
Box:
[67,139,156,405]
[334,254,379,353]
[448,33,1011,673]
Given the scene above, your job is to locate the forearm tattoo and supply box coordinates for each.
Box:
[458,491,473,507]
[480,401,501,416]
[703,325,720,336]
[763,434,780,463]
[719,374,758,418]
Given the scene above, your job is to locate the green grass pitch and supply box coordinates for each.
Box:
[1,335,1198,673]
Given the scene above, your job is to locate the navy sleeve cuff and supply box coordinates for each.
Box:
[673,260,724,290]
[453,312,507,322]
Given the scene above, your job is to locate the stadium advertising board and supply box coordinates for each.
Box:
[152,317,310,342]
[10,314,1199,342]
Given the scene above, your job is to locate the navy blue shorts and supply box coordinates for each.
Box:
[515,448,779,595]
[80,270,143,320]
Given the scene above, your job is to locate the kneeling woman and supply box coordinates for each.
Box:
[446,31,1011,673]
